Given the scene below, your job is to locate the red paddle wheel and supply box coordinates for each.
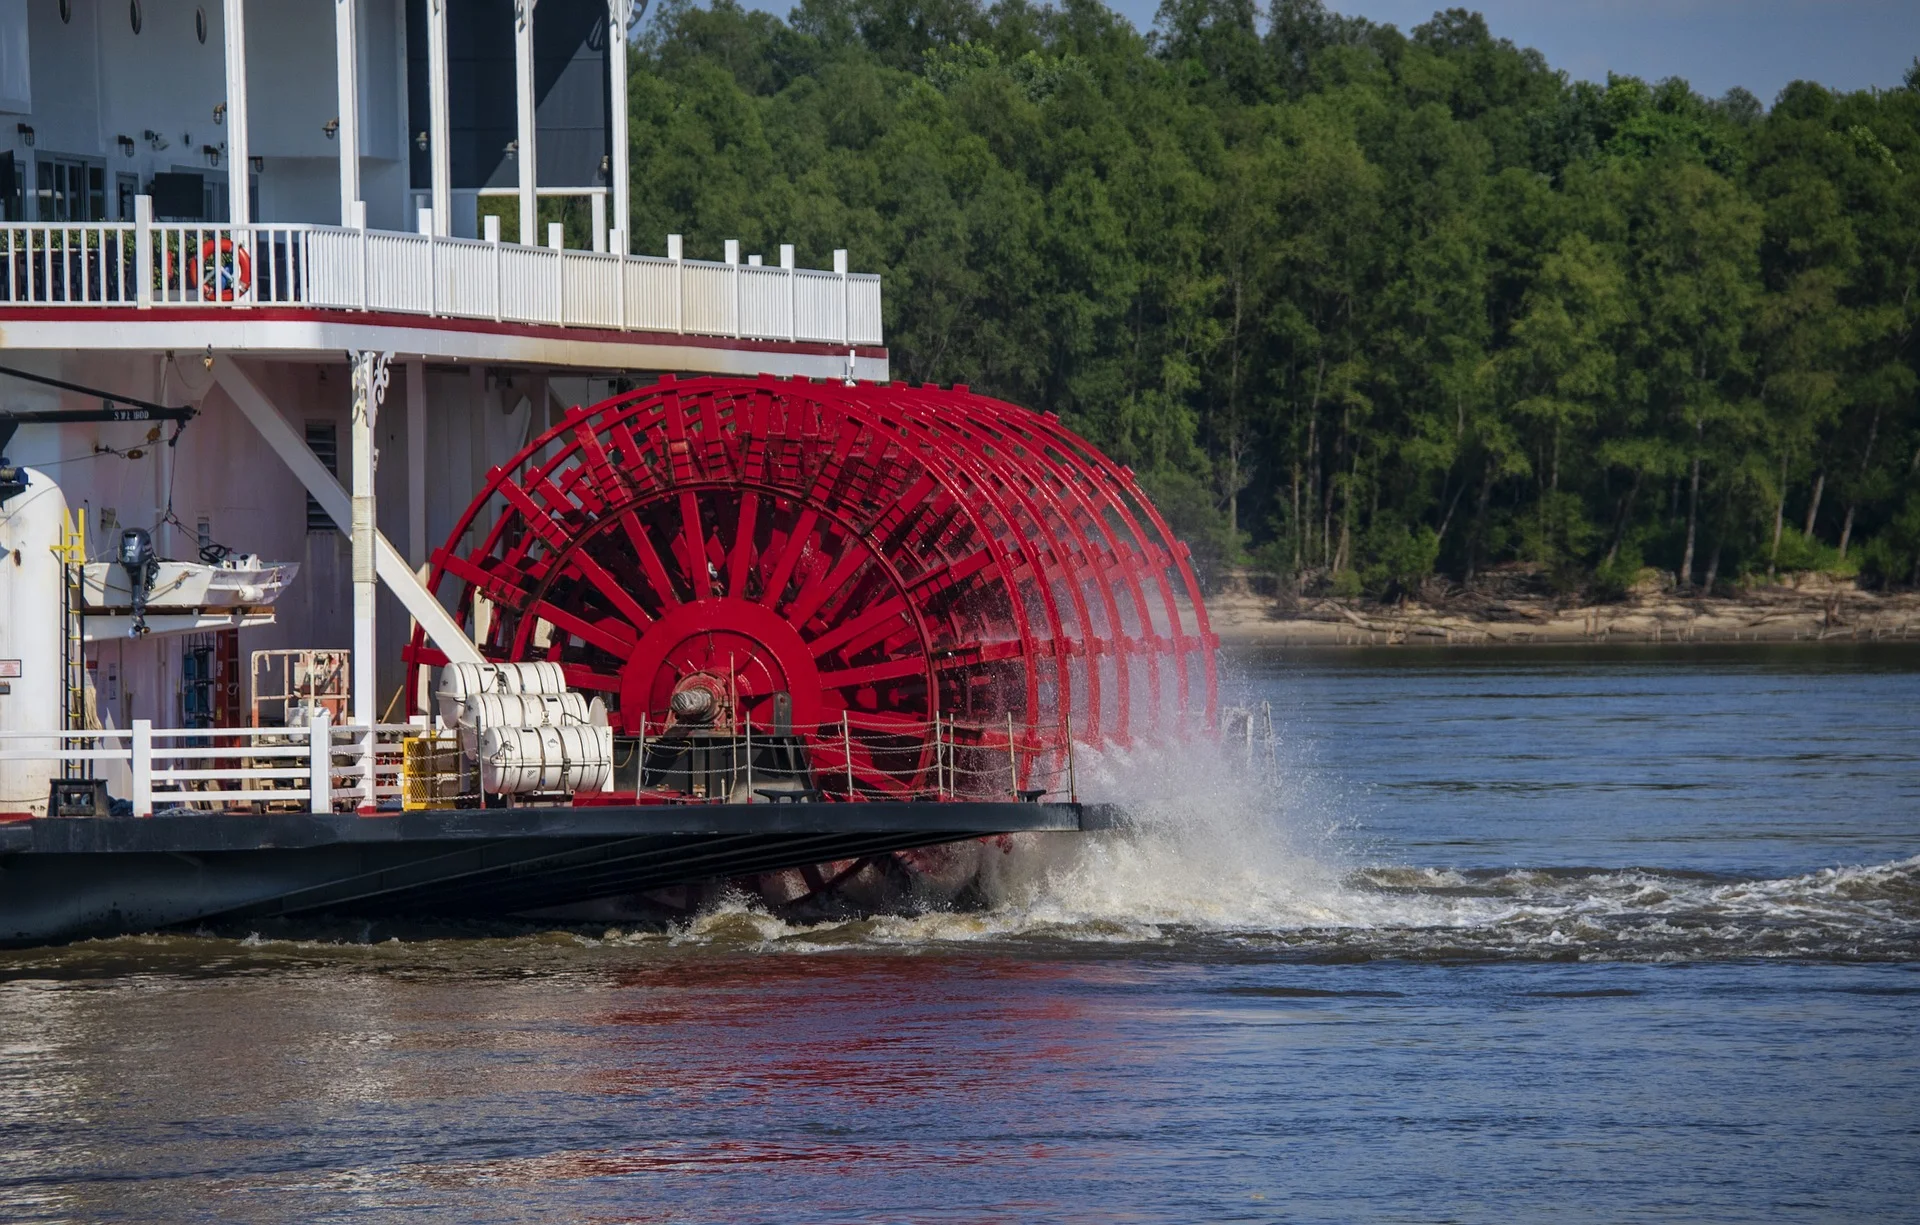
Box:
[402,376,1216,801]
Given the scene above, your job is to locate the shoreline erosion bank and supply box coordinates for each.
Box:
[1207,583,1920,648]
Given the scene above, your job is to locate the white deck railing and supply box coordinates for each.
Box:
[0,717,416,815]
[0,207,884,347]
[2,713,1088,816]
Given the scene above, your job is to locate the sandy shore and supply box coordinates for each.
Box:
[1208,583,1920,648]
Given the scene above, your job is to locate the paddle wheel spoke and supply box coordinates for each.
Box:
[760,507,818,609]
[727,492,760,597]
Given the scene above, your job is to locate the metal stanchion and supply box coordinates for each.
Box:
[1065,710,1076,803]
[842,712,854,796]
[1006,712,1017,798]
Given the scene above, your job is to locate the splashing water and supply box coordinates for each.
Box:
[653,735,1920,964]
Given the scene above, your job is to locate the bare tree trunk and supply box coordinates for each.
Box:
[1803,470,1825,539]
[1703,539,1723,592]
[1291,461,1302,574]
[1768,454,1788,579]
[1308,355,1326,570]
[1465,462,1494,584]
[1681,417,1703,586]
[1435,477,1469,547]
[1839,408,1882,560]
[1306,411,1319,569]
[1225,439,1242,545]
[1604,471,1642,567]
[1335,441,1356,573]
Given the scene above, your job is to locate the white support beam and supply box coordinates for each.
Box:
[608,0,630,249]
[222,0,251,227]
[335,0,362,226]
[427,0,452,236]
[211,359,484,666]
[514,0,539,246]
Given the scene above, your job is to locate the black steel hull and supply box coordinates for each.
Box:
[0,802,1111,947]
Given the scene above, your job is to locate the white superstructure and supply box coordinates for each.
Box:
[0,0,890,814]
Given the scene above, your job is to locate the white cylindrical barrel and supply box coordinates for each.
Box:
[0,469,72,815]
[477,723,613,794]
[436,660,570,726]
[457,690,589,755]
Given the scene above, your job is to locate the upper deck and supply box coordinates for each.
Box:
[0,214,889,379]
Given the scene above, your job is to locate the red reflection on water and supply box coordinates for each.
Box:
[582,954,1109,1112]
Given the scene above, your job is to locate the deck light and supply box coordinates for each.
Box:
[213,102,226,126]
[249,155,263,175]
[144,130,169,151]
[117,134,136,157]
[203,145,221,168]
[15,124,32,148]
[415,131,428,152]
[323,119,339,141]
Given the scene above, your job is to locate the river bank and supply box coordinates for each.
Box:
[1208,575,1920,647]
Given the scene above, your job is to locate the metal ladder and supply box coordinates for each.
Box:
[53,507,87,779]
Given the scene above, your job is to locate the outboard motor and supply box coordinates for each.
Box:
[117,527,157,636]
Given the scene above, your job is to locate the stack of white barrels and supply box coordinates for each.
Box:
[435,662,614,796]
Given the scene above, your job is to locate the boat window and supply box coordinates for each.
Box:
[34,157,106,222]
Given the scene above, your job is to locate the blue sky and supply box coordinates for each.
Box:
[1313,0,1920,103]
[730,0,1919,104]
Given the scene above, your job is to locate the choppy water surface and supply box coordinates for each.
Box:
[2,644,1917,1223]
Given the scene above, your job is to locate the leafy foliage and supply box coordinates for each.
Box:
[625,0,1920,593]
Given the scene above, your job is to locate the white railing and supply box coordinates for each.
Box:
[1,712,1086,816]
[0,200,884,347]
[0,717,419,816]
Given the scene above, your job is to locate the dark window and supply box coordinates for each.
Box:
[130,0,141,34]
[195,7,207,43]
[407,0,611,192]
[0,153,17,222]
[148,172,204,221]
[305,422,339,533]
[34,157,106,222]
[59,0,72,23]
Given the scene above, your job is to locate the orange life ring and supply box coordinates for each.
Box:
[185,237,252,302]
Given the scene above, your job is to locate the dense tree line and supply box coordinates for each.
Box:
[619,0,1920,595]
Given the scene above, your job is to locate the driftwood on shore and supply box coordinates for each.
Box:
[1208,580,1920,648]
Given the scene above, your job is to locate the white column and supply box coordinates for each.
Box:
[608,0,629,249]
[591,191,606,253]
[349,350,391,755]
[335,0,362,226]
[515,0,539,245]
[222,0,251,226]
[427,0,452,236]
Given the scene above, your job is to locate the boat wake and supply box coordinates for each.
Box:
[654,743,1920,963]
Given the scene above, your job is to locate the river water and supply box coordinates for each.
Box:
[2,645,1916,1223]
